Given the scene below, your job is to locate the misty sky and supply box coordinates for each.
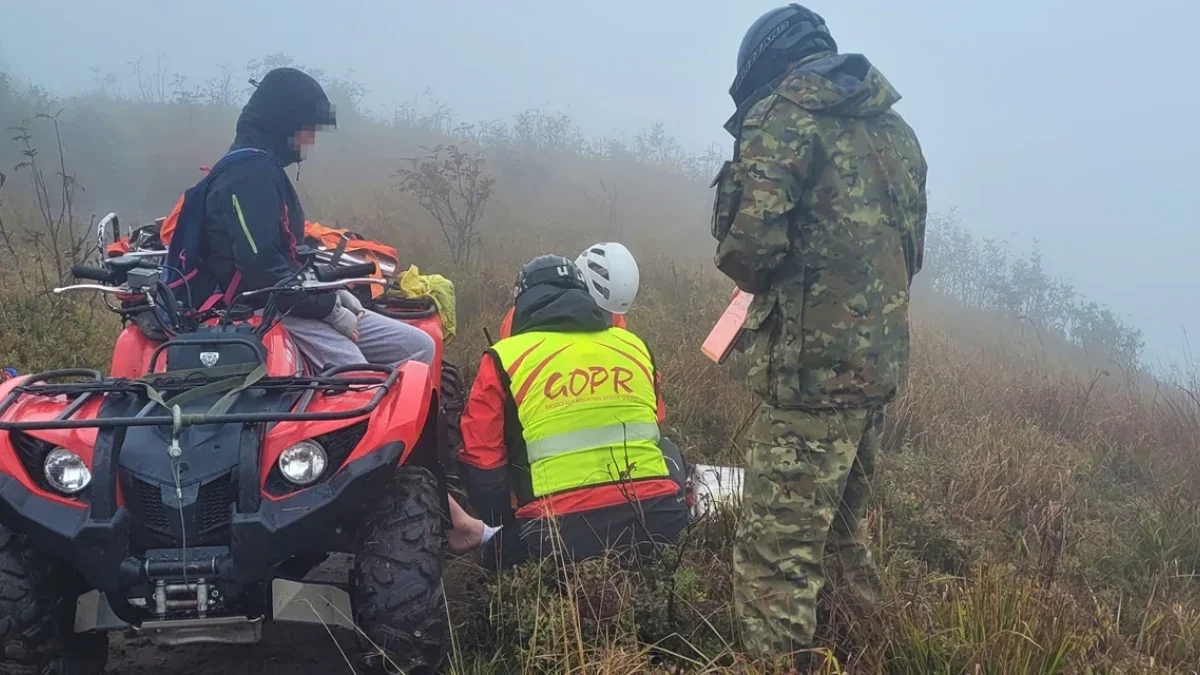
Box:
[1,0,1196,365]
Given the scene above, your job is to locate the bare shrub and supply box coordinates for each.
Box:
[394,144,494,264]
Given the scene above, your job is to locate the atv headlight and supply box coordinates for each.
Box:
[43,448,91,495]
[278,441,328,486]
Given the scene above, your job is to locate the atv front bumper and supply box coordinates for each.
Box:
[0,440,404,623]
[73,577,357,644]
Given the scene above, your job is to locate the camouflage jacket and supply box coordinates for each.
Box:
[712,53,927,409]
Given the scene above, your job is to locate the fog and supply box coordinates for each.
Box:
[2,0,1196,364]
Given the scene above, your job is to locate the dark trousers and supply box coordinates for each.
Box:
[482,438,691,570]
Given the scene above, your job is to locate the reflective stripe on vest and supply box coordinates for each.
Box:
[526,421,661,462]
[490,327,668,501]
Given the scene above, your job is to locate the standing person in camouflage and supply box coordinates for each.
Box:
[711,4,927,668]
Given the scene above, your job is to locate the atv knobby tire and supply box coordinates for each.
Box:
[352,466,447,674]
[0,527,107,675]
[438,362,467,497]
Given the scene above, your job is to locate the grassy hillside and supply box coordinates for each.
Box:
[0,70,1197,674]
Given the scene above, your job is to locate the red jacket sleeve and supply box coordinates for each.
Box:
[459,352,508,470]
[499,308,515,340]
[458,352,515,526]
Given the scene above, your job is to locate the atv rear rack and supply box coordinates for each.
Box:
[0,364,400,431]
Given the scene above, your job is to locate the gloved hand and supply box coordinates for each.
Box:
[336,289,365,317]
[324,304,360,342]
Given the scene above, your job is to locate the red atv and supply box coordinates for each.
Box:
[0,215,452,674]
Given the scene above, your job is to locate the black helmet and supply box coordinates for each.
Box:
[514,254,587,299]
[730,4,837,107]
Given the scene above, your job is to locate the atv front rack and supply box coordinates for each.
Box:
[0,364,400,431]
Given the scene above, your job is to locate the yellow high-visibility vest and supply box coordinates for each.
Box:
[489,327,668,502]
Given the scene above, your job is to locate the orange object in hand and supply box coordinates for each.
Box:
[701,289,753,364]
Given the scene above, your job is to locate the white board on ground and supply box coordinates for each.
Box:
[689,463,744,518]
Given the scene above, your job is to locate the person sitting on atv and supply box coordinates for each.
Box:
[458,254,690,569]
[498,242,639,339]
[166,66,434,369]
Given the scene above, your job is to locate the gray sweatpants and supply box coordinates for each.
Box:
[282,310,436,371]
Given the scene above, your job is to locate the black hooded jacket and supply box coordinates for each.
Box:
[198,68,337,319]
[509,283,612,336]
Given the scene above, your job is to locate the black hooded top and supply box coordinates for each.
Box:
[509,283,611,336]
[197,67,337,319]
[232,67,336,166]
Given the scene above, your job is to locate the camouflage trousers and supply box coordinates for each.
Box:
[733,404,885,662]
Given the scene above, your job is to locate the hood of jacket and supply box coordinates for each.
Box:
[231,67,335,166]
[725,53,901,136]
[511,284,611,336]
[774,53,901,117]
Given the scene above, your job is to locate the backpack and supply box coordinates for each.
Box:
[161,148,271,311]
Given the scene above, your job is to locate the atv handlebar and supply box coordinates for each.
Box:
[53,283,129,296]
[70,265,115,284]
[316,262,378,282]
[312,248,397,277]
[60,266,384,313]
[306,278,387,291]
[66,220,393,338]
[119,250,167,259]
[239,278,387,299]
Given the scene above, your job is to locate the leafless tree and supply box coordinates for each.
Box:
[583,176,620,236]
[0,169,15,260]
[204,63,236,106]
[9,111,96,289]
[394,145,494,264]
[129,55,169,103]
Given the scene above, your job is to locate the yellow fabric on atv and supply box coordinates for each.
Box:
[395,265,457,345]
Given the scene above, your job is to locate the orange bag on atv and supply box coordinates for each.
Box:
[121,162,205,256]
[302,221,399,299]
[157,194,186,247]
[106,239,133,257]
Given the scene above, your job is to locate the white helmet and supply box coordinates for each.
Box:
[575,242,640,315]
